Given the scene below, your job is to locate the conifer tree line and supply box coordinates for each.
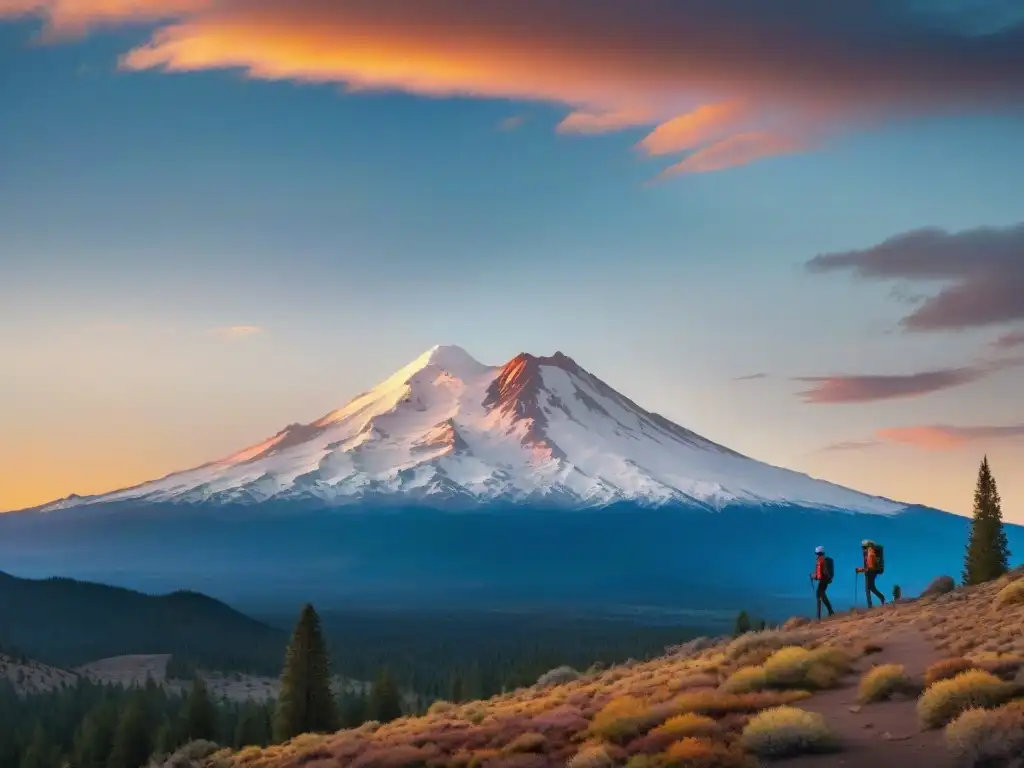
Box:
[963,456,1012,586]
[0,675,274,768]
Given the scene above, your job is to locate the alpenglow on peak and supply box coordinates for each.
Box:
[39,345,905,515]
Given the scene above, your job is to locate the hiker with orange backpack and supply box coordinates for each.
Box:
[810,546,835,619]
[856,539,886,608]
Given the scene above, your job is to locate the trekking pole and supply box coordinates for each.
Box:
[853,571,859,607]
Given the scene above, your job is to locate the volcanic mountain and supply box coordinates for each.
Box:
[41,345,900,514]
[7,345,1020,617]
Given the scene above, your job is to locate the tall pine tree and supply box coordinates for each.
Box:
[179,676,218,743]
[368,668,403,724]
[963,456,1011,586]
[273,603,338,743]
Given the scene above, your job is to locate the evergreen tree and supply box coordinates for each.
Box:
[19,724,53,768]
[733,610,751,636]
[153,715,178,757]
[179,677,218,743]
[233,704,272,748]
[449,671,465,703]
[368,669,402,724]
[71,701,119,768]
[273,603,338,743]
[338,691,368,730]
[107,697,153,768]
[963,457,1012,586]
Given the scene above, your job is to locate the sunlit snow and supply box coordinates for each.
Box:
[45,344,905,515]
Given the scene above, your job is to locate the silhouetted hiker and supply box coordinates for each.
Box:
[856,539,886,607]
[810,546,835,619]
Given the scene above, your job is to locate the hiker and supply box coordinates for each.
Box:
[810,546,835,619]
[856,539,886,608]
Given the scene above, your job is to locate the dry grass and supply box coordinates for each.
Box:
[719,667,766,695]
[925,658,977,687]
[740,706,838,758]
[568,743,615,768]
[647,714,721,741]
[917,669,1018,729]
[857,664,917,704]
[660,737,756,767]
[944,701,1024,768]
[759,646,852,690]
[206,563,1024,768]
[993,578,1024,610]
[587,696,667,743]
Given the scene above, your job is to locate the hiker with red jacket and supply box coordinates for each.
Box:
[857,539,886,608]
[810,546,835,619]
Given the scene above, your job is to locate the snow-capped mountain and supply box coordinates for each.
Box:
[44,345,903,515]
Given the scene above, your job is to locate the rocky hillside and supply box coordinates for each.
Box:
[187,568,1024,768]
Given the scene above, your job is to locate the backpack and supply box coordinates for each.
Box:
[822,556,835,582]
[874,544,885,575]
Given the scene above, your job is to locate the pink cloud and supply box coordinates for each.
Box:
[556,108,654,135]
[830,424,1024,452]
[655,131,808,178]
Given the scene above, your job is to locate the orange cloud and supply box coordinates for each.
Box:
[880,424,1024,450]
[6,0,1024,176]
[557,108,654,135]
[656,132,807,177]
[0,0,207,38]
[636,102,748,156]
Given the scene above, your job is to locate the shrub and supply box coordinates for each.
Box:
[661,737,757,768]
[994,579,1024,609]
[975,655,1024,682]
[671,689,810,717]
[719,667,766,695]
[148,741,221,768]
[944,701,1024,768]
[588,696,665,743]
[536,666,581,688]
[740,706,838,758]
[917,669,1017,729]
[922,576,956,598]
[649,714,720,741]
[857,664,917,704]
[759,646,852,691]
[503,732,547,754]
[925,658,976,687]
[427,700,456,716]
[567,743,614,768]
[671,673,719,692]
[725,630,814,661]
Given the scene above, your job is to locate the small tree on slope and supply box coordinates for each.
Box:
[273,603,338,743]
[963,456,1011,586]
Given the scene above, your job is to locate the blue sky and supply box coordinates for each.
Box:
[2,2,1024,518]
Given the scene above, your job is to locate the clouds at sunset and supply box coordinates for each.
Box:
[808,222,1024,332]
[5,0,1024,175]
[795,357,1021,404]
[823,423,1024,452]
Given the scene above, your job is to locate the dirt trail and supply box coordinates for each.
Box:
[774,619,951,768]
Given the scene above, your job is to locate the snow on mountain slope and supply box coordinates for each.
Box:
[42,345,905,514]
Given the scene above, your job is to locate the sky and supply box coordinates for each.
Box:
[2,0,1024,521]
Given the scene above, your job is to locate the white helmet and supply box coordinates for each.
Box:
[815,546,825,554]
[861,539,873,546]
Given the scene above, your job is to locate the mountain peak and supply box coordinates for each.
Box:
[37,343,906,516]
[396,344,490,382]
